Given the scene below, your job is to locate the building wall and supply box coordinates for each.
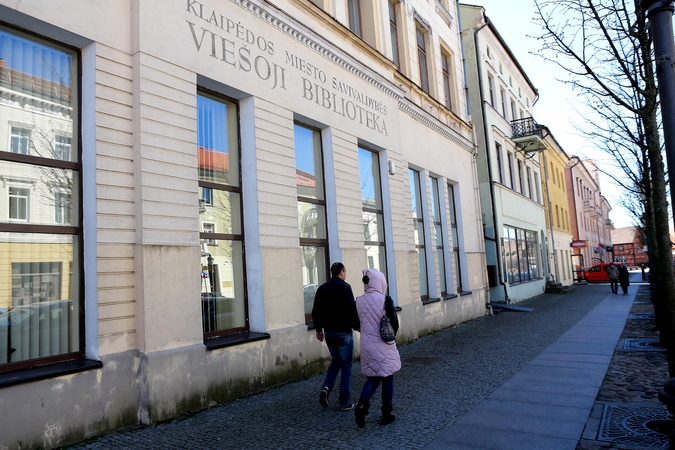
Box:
[0,1,487,448]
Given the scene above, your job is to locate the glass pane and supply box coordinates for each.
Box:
[302,246,327,317]
[448,185,456,225]
[409,169,421,218]
[365,244,387,278]
[298,202,327,239]
[451,227,458,246]
[417,247,428,296]
[0,161,79,226]
[294,125,324,200]
[452,250,461,292]
[414,221,425,246]
[363,211,384,243]
[359,147,382,209]
[197,94,239,186]
[434,224,443,247]
[429,178,440,222]
[348,0,362,36]
[0,233,80,364]
[199,190,241,236]
[200,240,245,332]
[0,29,77,162]
[437,248,446,294]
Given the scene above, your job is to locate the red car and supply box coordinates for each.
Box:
[584,263,612,282]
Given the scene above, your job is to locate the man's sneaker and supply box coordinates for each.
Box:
[319,387,329,408]
[340,403,356,411]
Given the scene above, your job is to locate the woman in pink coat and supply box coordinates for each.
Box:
[354,268,401,428]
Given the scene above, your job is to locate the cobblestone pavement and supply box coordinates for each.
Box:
[577,283,671,450]
[69,285,615,450]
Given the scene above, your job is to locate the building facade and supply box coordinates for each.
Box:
[611,226,648,267]
[0,0,488,447]
[540,131,574,286]
[565,157,613,279]
[460,4,548,303]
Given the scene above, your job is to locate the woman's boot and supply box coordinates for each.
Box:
[381,406,396,425]
[354,398,370,428]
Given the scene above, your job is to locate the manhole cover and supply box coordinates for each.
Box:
[599,404,671,448]
[404,356,441,365]
[629,314,656,320]
[623,339,667,351]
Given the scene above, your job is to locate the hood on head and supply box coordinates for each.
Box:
[362,268,387,295]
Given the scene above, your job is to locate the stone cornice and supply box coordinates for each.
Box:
[231,0,405,101]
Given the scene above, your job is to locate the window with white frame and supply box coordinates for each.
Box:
[487,74,495,107]
[448,184,462,292]
[389,0,401,67]
[502,226,539,284]
[294,123,329,323]
[441,49,454,111]
[409,168,428,299]
[0,26,82,372]
[348,0,362,37]
[416,24,430,94]
[197,91,247,338]
[429,177,446,296]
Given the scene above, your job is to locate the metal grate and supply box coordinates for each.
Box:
[598,403,671,448]
[623,339,667,351]
[629,314,656,320]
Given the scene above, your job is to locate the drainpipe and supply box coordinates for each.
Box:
[568,157,582,279]
[473,14,510,303]
[456,1,471,117]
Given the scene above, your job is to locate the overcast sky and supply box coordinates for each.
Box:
[468,0,635,228]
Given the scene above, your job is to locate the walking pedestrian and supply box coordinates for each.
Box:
[618,263,630,295]
[354,268,401,428]
[311,262,360,411]
[607,262,619,294]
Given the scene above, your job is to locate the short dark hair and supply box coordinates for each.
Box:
[330,262,345,277]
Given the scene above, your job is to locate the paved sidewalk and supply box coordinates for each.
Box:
[69,284,631,450]
[424,288,634,450]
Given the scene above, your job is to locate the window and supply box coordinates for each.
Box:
[429,177,446,296]
[507,151,515,189]
[526,167,533,200]
[441,50,453,111]
[295,124,329,323]
[197,92,247,338]
[510,99,516,122]
[359,147,387,277]
[0,27,82,372]
[500,88,506,118]
[388,1,400,67]
[502,226,539,284]
[348,0,362,37]
[533,172,540,203]
[487,46,492,59]
[10,127,31,154]
[556,205,560,228]
[495,142,503,184]
[448,184,462,292]
[416,26,429,94]
[409,169,428,298]
[487,74,495,107]
[499,62,503,74]
[54,135,72,161]
[551,163,555,185]
[517,160,524,193]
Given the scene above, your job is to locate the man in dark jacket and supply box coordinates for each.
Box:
[312,262,360,411]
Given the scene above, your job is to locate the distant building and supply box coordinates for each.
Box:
[610,226,648,267]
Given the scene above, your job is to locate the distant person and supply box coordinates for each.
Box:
[641,263,646,281]
[618,263,630,295]
[354,268,401,428]
[312,262,360,411]
[607,262,619,294]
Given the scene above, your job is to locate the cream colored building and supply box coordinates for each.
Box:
[540,131,574,286]
[460,4,548,303]
[0,0,487,447]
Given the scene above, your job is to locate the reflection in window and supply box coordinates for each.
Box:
[448,184,462,292]
[501,225,539,284]
[416,26,429,93]
[430,177,446,296]
[359,147,387,278]
[197,92,246,337]
[10,127,31,154]
[54,135,71,161]
[348,0,362,37]
[294,124,328,323]
[409,169,428,298]
[0,27,81,372]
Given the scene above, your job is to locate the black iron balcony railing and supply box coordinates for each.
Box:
[511,117,544,139]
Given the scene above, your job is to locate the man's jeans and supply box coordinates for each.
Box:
[323,332,354,408]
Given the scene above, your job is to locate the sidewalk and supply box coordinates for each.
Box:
[69,283,635,450]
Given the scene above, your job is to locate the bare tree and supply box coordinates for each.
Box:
[535,0,675,374]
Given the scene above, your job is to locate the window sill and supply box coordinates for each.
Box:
[422,297,441,305]
[0,359,102,389]
[459,290,473,296]
[443,294,458,300]
[204,332,271,351]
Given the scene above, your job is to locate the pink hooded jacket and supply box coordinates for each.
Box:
[356,269,401,377]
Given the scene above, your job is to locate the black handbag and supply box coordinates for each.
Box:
[379,304,396,344]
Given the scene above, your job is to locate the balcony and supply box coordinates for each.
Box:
[583,199,596,212]
[511,117,547,154]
